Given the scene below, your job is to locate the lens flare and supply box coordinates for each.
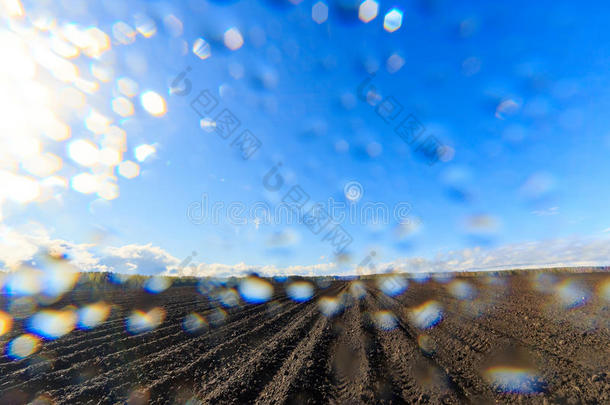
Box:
[224,27,243,51]
[90,63,112,81]
[134,13,157,38]
[2,0,25,18]
[373,310,397,330]
[144,276,171,294]
[3,268,42,296]
[198,278,229,295]
[0,172,41,203]
[9,296,37,319]
[40,268,78,299]
[484,366,545,394]
[134,144,156,162]
[316,278,332,289]
[208,308,227,326]
[318,296,343,317]
[417,334,436,355]
[495,99,520,120]
[109,272,131,284]
[29,394,54,405]
[286,281,314,302]
[312,1,328,24]
[409,300,443,329]
[349,281,367,299]
[68,139,99,167]
[383,8,403,32]
[84,110,111,134]
[97,181,119,201]
[531,273,557,293]
[117,77,139,98]
[0,311,13,336]
[97,180,119,200]
[217,288,240,308]
[358,0,379,23]
[118,160,140,179]
[128,387,150,405]
[554,279,590,309]
[192,38,211,60]
[27,309,77,339]
[111,97,134,117]
[126,307,166,334]
[599,278,610,301]
[164,14,183,37]
[386,53,405,74]
[6,334,41,360]
[238,276,273,304]
[448,280,477,300]
[483,275,506,287]
[71,172,99,194]
[182,312,208,334]
[22,152,62,177]
[77,302,110,330]
[140,91,166,116]
[99,147,121,166]
[112,21,136,45]
[377,274,407,296]
[200,118,217,132]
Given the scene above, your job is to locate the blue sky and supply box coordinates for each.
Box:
[2,0,610,276]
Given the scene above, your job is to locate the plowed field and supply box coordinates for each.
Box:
[1,271,608,404]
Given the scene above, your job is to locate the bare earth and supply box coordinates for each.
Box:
[0,271,608,404]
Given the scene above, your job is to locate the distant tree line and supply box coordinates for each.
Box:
[67,266,610,290]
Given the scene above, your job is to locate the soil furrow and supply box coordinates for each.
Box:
[0,274,607,405]
[327,296,375,404]
[193,302,323,404]
[255,314,334,405]
[54,299,306,404]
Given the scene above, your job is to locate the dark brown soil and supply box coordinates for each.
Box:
[0,271,608,404]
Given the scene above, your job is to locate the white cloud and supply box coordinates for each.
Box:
[0,223,101,271]
[378,237,610,274]
[0,224,42,269]
[171,261,340,279]
[102,243,180,275]
[1,224,610,278]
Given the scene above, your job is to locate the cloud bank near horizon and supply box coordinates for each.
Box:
[1,223,609,278]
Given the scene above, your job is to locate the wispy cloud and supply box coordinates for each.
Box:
[377,238,610,274]
[531,206,559,216]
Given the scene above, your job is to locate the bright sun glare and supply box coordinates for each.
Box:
[0,0,164,220]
